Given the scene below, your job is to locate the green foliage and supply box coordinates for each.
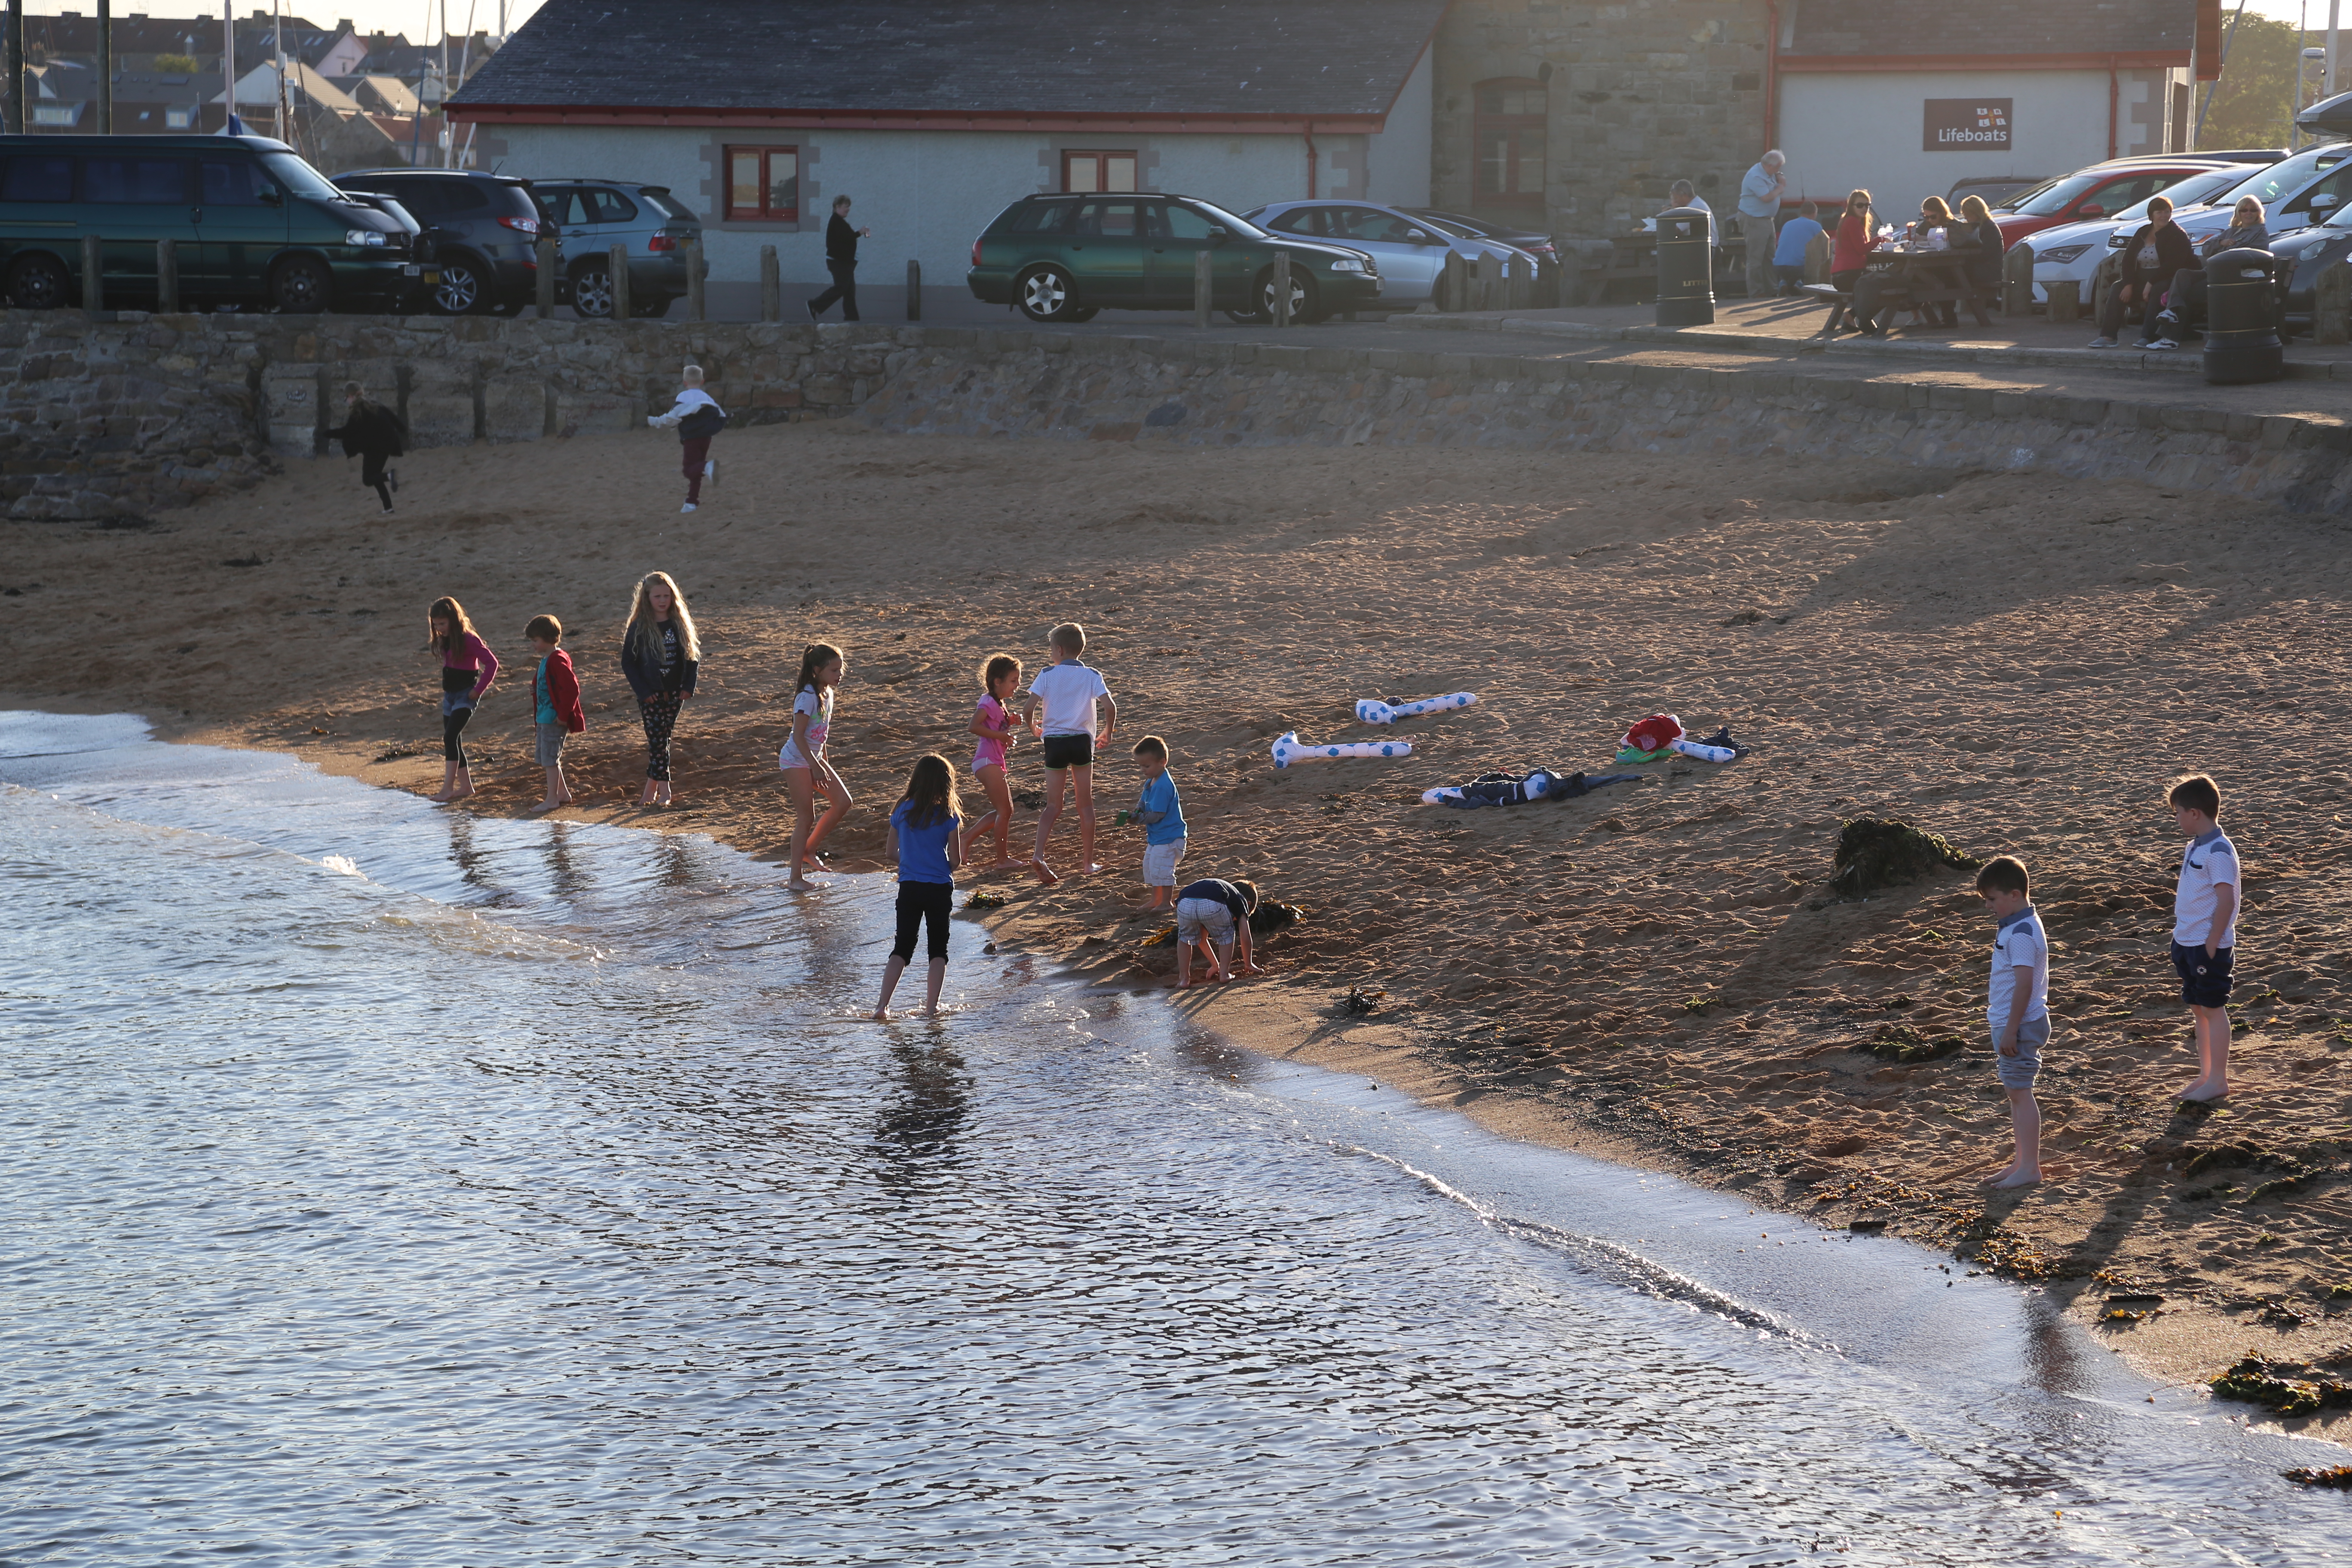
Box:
[152,52,202,74]
[2199,14,2309,153]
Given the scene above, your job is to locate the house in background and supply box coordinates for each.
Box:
[450,0,1444,319]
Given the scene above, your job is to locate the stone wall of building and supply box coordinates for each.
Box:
[1432,0,1770,243]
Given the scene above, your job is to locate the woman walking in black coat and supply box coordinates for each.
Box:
[322,382,406,515]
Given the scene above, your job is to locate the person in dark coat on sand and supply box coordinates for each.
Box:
[323,382,406,514]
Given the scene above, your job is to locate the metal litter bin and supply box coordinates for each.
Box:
[1656,207,1715,328]
[2202,247,2283,386]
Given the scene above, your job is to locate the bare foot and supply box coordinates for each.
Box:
[553,792,574,806]
[1988,1169,2042,1190]
[871,1008,891,1021]
[801,853,830,875]
[1236,961,1266,977]
[787,878,813,892]
[1080,862,1104,876]
[447,784,474,801]
[1980,1165,2021,1187]
[639,784,658,806]
[2179,1081,2230,1104]
[427,790,458,804]
[655,784,674,807]
[1030,858,1061,886]
[527,800,556,815]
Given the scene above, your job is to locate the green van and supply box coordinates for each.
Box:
[0,134,420,312]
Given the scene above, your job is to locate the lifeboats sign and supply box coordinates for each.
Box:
[1923,98,2012,151]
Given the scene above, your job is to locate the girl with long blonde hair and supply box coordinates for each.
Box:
[618,571,701,808]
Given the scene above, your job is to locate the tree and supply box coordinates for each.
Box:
[2198,12,2307,151]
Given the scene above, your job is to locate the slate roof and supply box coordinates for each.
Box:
[452,0,1450,117]
[1786,0,2198,57]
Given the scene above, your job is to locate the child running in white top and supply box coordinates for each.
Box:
[1019,622,1116,885]
[779,642,852,890]
[959,653,1023,868]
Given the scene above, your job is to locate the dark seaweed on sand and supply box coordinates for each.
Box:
[1829,817,1980,895]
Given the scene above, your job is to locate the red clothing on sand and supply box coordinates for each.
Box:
[1832,212,1874,274]
[541,648,587,733]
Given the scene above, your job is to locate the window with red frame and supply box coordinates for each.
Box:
[1062,150,1138,193]
[725,146,799,221]
[1473,80,1546,205]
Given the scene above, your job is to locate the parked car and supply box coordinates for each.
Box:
[968,193,1380,324]
[1993,157,2242,247]
[533,178,703,318]
[2155,142,2352,253]
[0,132,418,312]
[1404,208,1561,281]
[1243,200,1529,308]
[2024,165,2252,303]
[2266,217,2350,329]
[331,167,549,314]
[1948,174,2049,211]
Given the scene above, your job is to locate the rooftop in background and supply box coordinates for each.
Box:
[452,0,1449,123]
[1785,0,2207,62]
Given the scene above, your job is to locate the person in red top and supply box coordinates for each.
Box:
[1821,189,1875,334]
[426,596,498,804]
[525,614,588,814]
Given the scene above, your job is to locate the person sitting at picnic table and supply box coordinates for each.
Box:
[1662,180,1716,247]
[2090,194,2196,349]
[1854,197,1959,337]
[1957,194,2007,302]
[1773,201,1824,296]
[1820,189,1876,333]
[2148,195,2272,347]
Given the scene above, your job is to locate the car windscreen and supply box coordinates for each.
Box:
[1408,211,1484,239]
[2111,168,2245,222]
[1176,199,1267,238]
[260,151,346,202]
[637,189,695,220]
[2214,147,2347,209]
[2010,173,2110,216]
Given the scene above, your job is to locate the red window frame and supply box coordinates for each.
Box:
[1061,150,1138,194]
[724,145,799,222]
[1473,79,1547,207]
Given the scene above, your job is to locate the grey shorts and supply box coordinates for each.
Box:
[1994,1012,2050,1090]
[1175,895,1235,948]
[535,722,566,767]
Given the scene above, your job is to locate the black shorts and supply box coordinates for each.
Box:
[2171,940,2234,1009]
[892,880,953,962]
[1041,733,1095,771]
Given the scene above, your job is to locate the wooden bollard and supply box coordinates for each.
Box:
[2002,242,2034,318]
[608,241,631,321]
[535,236,556,317]
[2317,262,2352,345]
[81,234,104,312]
[2044,279,2080,325]
[759,245,780,322]
[905,257,921,321]
[1193,247,1213,328]
[1272,249,1291,327]
[156,237,178,314]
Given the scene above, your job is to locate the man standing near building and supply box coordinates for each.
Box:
[1738,150,1788,301]
[807,194,871,321]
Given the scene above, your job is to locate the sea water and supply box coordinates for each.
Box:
[1,711,2342,1566]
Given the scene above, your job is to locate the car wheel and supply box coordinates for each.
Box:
[1258,269,1320,325]
[1017,266,1080,322]
[570,263,614,319]
[5,252,70,310]
[270,255,333,314]
[430,255,490,315]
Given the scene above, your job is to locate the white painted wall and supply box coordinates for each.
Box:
[1365,44,1434,206]
[1779,70,2155,213]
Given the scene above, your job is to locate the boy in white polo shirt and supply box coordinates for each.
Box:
[1975,854,2050,1188]
[1020,621,1117,884]
[2168,772,2240,1103]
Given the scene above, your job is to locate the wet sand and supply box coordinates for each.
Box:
[6,419,2346,1427]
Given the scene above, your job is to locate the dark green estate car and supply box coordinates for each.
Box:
[968,193,1380,323]
[0,134,419,312]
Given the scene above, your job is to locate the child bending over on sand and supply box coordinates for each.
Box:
[959,654,1023,868]
[1174,877,1264,988]
[525,614,586,814]
[1976,855,2051,1188]
[874,753,965,1020]
[647,364,727,514]
[1130,735,1186,910]
[780,642,852,890]
[2169,773,2241,1103]
[425,596,497,804]
[1021,622,1116,885]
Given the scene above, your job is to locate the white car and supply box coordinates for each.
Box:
[1243,200,1540,308]
[2025,166,2251,303]
[2084,143,2352,287]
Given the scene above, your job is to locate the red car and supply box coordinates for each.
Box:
[1991,159,2239,248]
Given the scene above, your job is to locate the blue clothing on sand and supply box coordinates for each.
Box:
[1137,771,1185,845]
[1773,217,1823,267]
[890,801,959,884]
[534,656,557,726]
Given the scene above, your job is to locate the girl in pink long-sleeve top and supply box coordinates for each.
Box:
[426,595,498,803]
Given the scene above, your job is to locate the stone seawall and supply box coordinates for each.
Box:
[8,312,2352,522]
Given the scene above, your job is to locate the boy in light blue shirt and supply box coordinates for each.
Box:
[1976,854,2050,1189]
[1772,201,1824,295]
[1129,734,1186,910]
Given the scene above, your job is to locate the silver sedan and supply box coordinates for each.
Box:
[1242,200,1540,307]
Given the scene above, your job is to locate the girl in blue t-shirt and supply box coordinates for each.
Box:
[873,753,965,1020]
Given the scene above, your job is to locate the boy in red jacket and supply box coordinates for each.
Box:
[526,614,588,813]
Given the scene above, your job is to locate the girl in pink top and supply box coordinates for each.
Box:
[959,654,1024,867]
[426,595,498,804]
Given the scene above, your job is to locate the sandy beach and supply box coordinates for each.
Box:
[6,417,2346,1427]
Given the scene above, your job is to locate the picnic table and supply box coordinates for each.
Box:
[1850,238,1997,329]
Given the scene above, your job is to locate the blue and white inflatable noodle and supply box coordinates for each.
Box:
[1355,691,1478,726]
[1669,737,1736,763]
[1271,730,1412,769]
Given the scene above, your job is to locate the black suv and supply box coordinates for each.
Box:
[533,179,704,318]
[331,168,549,314]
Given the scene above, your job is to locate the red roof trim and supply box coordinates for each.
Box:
[448,104,1389,133]
[1778,51,2190,72]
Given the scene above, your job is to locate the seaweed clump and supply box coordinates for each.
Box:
[1864,1024,1966,1065]
[2208,1355,2352,1417]
[2286,1465,2352,1489]
[1830,818,1980,895]
[1250,901,1306,934]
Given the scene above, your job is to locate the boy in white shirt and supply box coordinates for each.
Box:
[1975,855,2051,1189]
[2168,773,2240,1103]
[646,363,726,514]
[1020,622,1117,884]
